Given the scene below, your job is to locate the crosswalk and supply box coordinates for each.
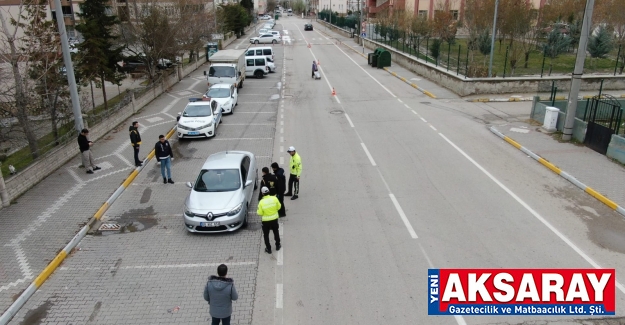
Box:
[281,37,330,44]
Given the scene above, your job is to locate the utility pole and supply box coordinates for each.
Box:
[53,0,83,133]
[562,0,594,141]
[488,0,499,78]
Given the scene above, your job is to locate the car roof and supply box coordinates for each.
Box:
[209,83,231,89]
[202,151,253,170]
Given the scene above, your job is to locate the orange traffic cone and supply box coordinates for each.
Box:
[307,43,311,48]
[331,87,336,96]
[317,60,320,66]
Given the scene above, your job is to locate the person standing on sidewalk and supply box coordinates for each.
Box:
[258,167,278,201]
[129,121,142,167]
[154,135,174,184]
[257,187,281,254]
[285,146,302,200]
[203,264,238,325]
[271,162,286,217]
[77,129,101,174]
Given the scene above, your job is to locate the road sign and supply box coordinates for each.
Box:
[361,33,366,37]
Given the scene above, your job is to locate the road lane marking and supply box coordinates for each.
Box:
[412,110,418,115]
[276,283,283,308]
[437,133,625,295]
[344,113,355,127]
[360,143,376,166]
[58,261,257,271]
[280,128,283,133]
[404,104,410,109]
[429,124,437,131]
[420,117,427,123]
[397,99,403,103]
[389,194,418,239]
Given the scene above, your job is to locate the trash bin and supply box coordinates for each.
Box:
[376,48,391,69]
[275,14,279,20]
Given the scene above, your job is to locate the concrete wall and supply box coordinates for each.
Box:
[607,134,625,164]
[321,22,625,96]
[2,56,208,204]
[530,100,586,143]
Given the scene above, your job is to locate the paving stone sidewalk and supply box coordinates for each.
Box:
[0,65,209,316]
[493,121,625,210]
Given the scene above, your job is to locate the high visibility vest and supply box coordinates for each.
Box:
[257,195,281,222]
[289,153,302,176]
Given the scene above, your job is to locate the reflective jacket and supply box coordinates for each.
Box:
[257,195,281,222]
[289,153,302,177]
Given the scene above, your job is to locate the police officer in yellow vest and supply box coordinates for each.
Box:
[285,146,302,200]
[257,187,281,254]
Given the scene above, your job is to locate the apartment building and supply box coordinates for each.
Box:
[367,0,544,19]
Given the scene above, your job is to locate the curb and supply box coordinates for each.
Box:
[316,29,437,99]
[0,127,177,325]
[489,126,625,218]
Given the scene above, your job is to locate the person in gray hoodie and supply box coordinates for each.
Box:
[204,264,238,325]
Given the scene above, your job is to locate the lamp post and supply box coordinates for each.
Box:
[488,0,499,78]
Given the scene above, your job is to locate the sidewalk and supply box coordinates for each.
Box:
[492,121,625,214]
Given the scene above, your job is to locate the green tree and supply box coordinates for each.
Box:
[430,38,442,62]
[240,0,254,16]
[542,28,571,75]
[477,30,491,65]
[588,25,614,59]
[220,4,250,36]
[75,0,124,111]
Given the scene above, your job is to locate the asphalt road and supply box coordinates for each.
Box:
[4,16,625,325]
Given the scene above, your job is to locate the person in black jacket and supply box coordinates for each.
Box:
[258,167,278,201]
[129,121,142,166]
[155,135,174,184]
[77,129,100,174]
[271,162,286,217]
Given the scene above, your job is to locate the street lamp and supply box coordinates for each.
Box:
[488,0,499,78]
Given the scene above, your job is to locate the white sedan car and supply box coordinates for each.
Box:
[266,59,276,73]
[176,98,223,139]
[250,34,281,44]
[204,83,238,114]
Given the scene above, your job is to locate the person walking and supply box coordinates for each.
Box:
[271,162,286,217]
[129,121,142,167]
[257,187,281,254]
[155,135,174,184]
[77,129,101,174]
[311,60,317,78]
[203,264,238,325]
[284,146,302,200]
[258,167,278,201]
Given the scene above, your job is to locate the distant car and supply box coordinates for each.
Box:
[304,23,313,31]
[157,58,173,70]
[250,34,281,44]
[258,28,269,35]
[260,15,271,20]
[204,83,238,114]
[183,151,258,233]
[176,98,223,139]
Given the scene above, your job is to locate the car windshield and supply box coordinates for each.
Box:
[183,104,213,117]
[209,66,235,78]
[194,169,241,192]
[207,88,230,98]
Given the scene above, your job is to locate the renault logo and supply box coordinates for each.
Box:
[207,212,214,221]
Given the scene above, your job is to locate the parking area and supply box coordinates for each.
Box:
[3,37,285,324]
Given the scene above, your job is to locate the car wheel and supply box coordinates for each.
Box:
[254,70,264,79]
[272,40,277,44]
[255,40,259,44]
[242,204,248,228]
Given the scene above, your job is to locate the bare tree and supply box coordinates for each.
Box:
[431,0,457,44]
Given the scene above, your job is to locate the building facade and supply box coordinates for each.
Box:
[367,0,544,19]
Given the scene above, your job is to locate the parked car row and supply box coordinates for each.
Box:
[179,43,280,233]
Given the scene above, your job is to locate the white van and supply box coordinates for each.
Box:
[245,47,275,62]
[245,56,269,78]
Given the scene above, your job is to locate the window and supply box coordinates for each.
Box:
[246,50,253,56]
[255,49,263,55]
[262,49,272,56]
[241,157,250,181]
[418,10,427,18]
[208,66,235,77]
[246,59,254,66]
[195,169,241,192]
[61,5,72,15]
[255,58,265,66]
[450,10,458,20]
[206,88,230,98]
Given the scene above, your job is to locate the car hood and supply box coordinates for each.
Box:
[178,116,214,127]
[186,189,242,211]
[211,97,231,106]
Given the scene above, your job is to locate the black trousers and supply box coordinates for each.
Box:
[276,193,286,216]
[262,219,280,249]
[288,174,299,195]
[133,146,141,165]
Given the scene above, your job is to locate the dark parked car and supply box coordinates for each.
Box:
[304,23,313,31]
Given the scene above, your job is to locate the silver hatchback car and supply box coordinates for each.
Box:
[183,151,258,233]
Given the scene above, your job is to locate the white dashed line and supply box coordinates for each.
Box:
[412,110,418,115]
[420,117,427,123]
[404,104,411,109]
[429,124,437,131]
[360,143,377,166]
[389,194,418,239]
[345,113,355,128]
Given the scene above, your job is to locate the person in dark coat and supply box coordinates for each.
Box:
[258,167,278,201]
[154,135,174,184]
[77,128,100,174]
[271,162,286,217]
[129,121,142,166]
[203,264,238,325]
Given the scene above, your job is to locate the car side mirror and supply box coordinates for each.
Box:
[186,182,193,188]
[245,179,253,187]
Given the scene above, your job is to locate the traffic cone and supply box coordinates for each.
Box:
[317,60,320,66]
[307,43,311,48]
[331,87,336,96]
